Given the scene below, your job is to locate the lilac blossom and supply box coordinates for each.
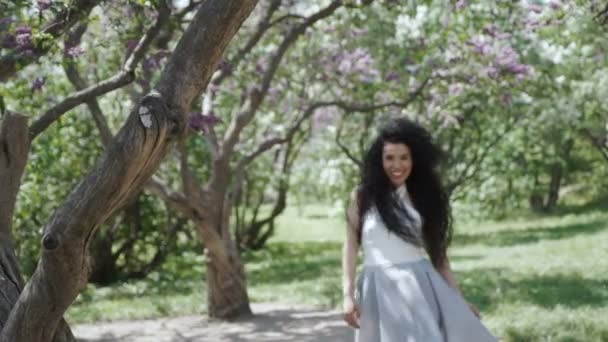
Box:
[335,48,380,83]
[125,39,138,52]
[494,46,519,66]
[448,84,464,97]
[385,71,399,82]
[1,34,18,49]
[15,26,32,47]
[467,35,492,55]
[255,56,268,74]
[31,77,46,92]
[484,66,499,79]
[549,0,561,10]
[189,112,222,134]
[38,0,52,11]
[216,59,232,75]
[0,17,13,26]
[501,92,513,106]
[527,4,543,13]
[351,27,368,37]
[455,0,468,10]
[65,45,85,57]
[142,50,171,71]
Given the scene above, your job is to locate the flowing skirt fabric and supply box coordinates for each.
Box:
[355,259,497,342]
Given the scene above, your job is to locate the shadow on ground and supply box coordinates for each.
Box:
[74,304,354,342]
[453,218,607,247]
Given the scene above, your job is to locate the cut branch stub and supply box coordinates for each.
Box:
[42,234,59,251]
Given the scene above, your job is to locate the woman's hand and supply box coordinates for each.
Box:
[343,295,360,328]
[467,301,480,318]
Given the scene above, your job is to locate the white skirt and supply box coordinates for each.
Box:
[355,259,498,342]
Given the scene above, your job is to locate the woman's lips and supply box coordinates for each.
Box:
[391,171,404,177]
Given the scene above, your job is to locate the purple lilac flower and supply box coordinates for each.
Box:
[501,92,513,106]
[485,66,499,79]
[22,49,34,57]
[65,46,85,57]
[255,57,267,74]
[31,77,46,91]
[1,34,17,49]
[385,71,399,82]
[505,62,530,75]
[351,27,368,37]
[216,59,232,75]
[329,48,380,83]
[495,46,518,66]
[448,84,464,96]
[38,0,52,10]
[0,17,13,26]
[527,4,543,13]
[455,0,467,10]
[467,36,492,55]
[15,26,31,35]
[143,57,159,71]
[188,112,222,133]
[125,39,138,52]
[14,26,32,47]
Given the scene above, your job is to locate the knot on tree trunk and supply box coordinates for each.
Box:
[42,233,59,250]
[137,91,185,137]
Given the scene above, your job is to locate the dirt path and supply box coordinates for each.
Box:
[74,303,354,342]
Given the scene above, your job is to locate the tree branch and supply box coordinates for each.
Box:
[220,0,343,163]
[212,0,282,86]
[0,0,102,81]
[63,24,114,146]
[582,127,608,162]
[335,115,363,168]
[29,1,172,141]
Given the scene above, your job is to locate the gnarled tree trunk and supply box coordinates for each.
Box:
[0,113,75,341]
[0,1,258,341]
[0,113,29,331]
[206,237,251,318]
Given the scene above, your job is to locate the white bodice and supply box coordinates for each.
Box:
[361,185,427,266]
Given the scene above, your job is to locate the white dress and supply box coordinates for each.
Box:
[355,185,497,342]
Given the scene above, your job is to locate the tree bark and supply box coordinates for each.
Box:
[206,237,251,319]
[0,113,75,341]
[544,139,573,212]
[0,1,257,341]
[0,112,29,329]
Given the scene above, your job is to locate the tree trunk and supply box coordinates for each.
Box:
[544,162,562,212]
[0,113,28,331]
[206,239,251,319]
[0,2,258,340]
[88,230,118,285]
[0,112,75,341]
[544,139,573,212]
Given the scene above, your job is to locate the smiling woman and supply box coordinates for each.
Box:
[382,142,412,187]
[341,118,497,341]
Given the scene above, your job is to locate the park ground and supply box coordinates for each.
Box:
[70,202,608,342]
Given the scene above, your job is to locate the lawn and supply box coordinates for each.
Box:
[66,203,608,342]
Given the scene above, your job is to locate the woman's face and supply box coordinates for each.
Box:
[382,142,412,187]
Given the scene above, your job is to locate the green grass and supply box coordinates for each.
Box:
[66,203,608,341]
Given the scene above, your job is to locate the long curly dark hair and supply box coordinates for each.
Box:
[356,118,452,267]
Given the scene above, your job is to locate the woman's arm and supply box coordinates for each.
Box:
[342,190,360,299]
[435,257,462,294]
[342,190,361,328]
[436,257,480,317]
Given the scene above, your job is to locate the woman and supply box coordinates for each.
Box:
[342,118,497,341]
